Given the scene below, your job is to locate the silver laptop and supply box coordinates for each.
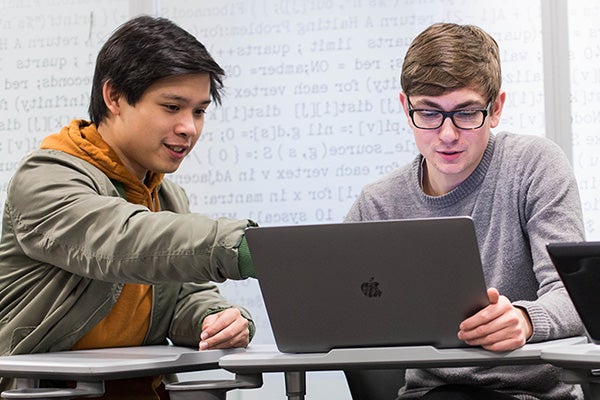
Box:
[246,216,489,353]
[547,241,600,344]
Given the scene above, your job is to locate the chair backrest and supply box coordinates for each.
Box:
[344,369,405,400]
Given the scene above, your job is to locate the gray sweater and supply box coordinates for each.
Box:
[346,132,586,400]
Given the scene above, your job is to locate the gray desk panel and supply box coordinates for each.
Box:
[220,337,586,374]
[541,343,600,368]
[0,345,244,381]
[0,339,587,400]
[219,338,587,400]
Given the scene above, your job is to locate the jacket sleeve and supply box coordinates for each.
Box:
[166,282,255,347]
[7,149,254,284]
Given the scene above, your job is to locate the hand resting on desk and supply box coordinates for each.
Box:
[199,308,250,350]
[457,288,533,352]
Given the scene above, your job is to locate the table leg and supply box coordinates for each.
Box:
[1,381,104,399]
[284,371,306,400]
[165,373,263,400]
[15,379,39,390]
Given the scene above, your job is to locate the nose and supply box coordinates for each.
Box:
[176,112,202,138]
[437,116,460,143]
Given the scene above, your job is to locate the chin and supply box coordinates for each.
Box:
[152,165,179,175]
[164,167,180,174]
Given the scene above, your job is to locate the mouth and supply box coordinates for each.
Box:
[437,149,463,161]
[165,144,188,154]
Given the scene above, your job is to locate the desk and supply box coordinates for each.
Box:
[220,337,586,400]
[0,345,260,399]
[541,343,600,400]
[0,339,587,400]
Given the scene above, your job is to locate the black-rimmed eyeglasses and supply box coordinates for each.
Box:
[408,100,491,130]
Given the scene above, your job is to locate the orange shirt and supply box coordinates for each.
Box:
[41,120,166,399]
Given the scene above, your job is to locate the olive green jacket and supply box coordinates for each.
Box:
[0,149,255,389]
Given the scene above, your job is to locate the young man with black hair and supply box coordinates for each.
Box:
[0,15,256,398]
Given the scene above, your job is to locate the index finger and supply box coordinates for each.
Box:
[201,308,239,340]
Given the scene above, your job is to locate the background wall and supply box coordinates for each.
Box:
[1,0,599,398]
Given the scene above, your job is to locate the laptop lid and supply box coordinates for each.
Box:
[246,216,489,353]
[547,241,600,343]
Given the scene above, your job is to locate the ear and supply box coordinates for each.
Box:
[102,80,122,116]
[489,90,506,128]
[399,91,411,119]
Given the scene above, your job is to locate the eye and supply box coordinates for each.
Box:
[194,108,207,117]
[416,110,441,119]
[455,110,479,120]
[163,104,180,112]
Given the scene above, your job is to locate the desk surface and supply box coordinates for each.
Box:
[0,339,589,400]
[0,338,587,380]
[0,345,246,381]
[220,337,586,374]
[541,343,600,368]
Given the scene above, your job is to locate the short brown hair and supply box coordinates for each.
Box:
[401,23,501,106]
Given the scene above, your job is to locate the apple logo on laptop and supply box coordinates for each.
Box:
[361,277,382,297]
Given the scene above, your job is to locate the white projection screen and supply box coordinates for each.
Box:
[2,1,600,398]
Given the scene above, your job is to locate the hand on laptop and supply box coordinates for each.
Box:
[199,308,250,350]
[457,288,533,352]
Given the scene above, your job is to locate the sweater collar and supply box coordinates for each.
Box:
[414,133,495,207]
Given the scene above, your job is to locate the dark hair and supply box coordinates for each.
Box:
[401,23,501,107]
[88,15,225,125]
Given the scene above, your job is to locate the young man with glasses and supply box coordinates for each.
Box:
[346,23,585,400]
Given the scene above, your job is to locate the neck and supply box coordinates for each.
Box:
[421,162,461,196]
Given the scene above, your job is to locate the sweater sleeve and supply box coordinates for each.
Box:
[510,136,586,342]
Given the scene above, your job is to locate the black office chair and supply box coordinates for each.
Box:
[559,369,599,400]
[344,368,405,400]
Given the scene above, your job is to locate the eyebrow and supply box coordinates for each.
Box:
[159,94,212,106]
[413,99,485,110]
